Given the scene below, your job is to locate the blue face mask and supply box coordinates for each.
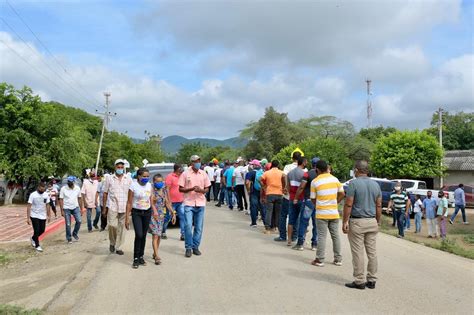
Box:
[140,177,150,185]
[154,182,164,189]
[116,169,124,175]
[193,162,201,169]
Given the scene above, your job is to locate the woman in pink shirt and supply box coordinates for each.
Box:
[164,164,185,240]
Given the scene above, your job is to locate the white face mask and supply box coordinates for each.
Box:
[395,186,401,191]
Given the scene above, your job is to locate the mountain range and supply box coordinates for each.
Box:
[160,135,248,154]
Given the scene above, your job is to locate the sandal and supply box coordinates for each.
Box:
[154,257,162,265]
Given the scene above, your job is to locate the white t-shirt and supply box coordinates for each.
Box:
[234,166,246,185]
[214,168,222,183]
[413,199,423,213]
[283,162,298,199]
[28,191,50,220]
[130,181,152,210]
[59,185,81,209]
[204,166,215,182]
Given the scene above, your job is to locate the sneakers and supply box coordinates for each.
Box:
[366,281,376,289]
[345,282,365,290]
[180,234,185,241]
[463,222,469,225]
[274,237,286,242]
[250,224,257,228]
[311,258,324,267]
[215,203,221,207]
[73,235,79,242]
[449,219,454,225]
[94,224,99,230]
[35,246,43,252]
[334,260,342,266]
[161,233,168,240]
[132,259,139,269]
[67,239,73,244]
[31,237,36,248]
[115,250,124,255]
[109,245,115,253]
[292,244,304,251]
[139,257,147,266]
[185,249,192,258]
[311,244,317,251]
[192,248,202,256]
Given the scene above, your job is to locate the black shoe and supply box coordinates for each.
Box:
[180,234,185,241]
[366,281,376,289]
[116,250,124,255]
[274,237,286,242]
[109,245,115,253]
[185,249,192,258]
[161,233,168,240]
[215,203,221,207]
[193,248,202,256]
[345,282,365,290]
[132,259,139,269]
[139,257,147,266]
[93,224,99,230]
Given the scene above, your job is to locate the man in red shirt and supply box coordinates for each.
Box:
[165,164,185,241]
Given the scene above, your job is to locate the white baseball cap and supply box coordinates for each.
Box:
[114,159,126,165]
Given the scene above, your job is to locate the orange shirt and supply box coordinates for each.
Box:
[261,168,284,196]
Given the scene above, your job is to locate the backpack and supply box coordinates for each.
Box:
[254,169,264,191]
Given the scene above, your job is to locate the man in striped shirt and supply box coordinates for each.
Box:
[387,182,410,238]
[310,160,345,267]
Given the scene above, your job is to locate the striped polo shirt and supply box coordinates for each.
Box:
[310,173,344,219]
[390,192,408,211]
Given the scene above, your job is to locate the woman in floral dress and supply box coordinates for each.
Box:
[150,174,175,265]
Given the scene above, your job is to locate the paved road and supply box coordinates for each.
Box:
[70,205,472,314]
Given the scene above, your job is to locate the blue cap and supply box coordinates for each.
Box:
[67,176,77,182]
[311,157,320,166]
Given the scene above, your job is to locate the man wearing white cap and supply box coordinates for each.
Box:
[103,159,133,255]
[179,155,211,258]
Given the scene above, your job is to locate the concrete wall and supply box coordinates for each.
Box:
[434,170,474,188]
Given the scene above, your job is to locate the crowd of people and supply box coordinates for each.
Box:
[25,151,469,289]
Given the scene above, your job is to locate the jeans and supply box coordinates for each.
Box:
[217,184,226,205]
[250,190,265,225]
[64,207,82,241]
[184,206,205,250]
[394,211,405,237]
[86,207,101,231]
[31,217,46,248]
[414,212,422,233]
[316,219,341,262]
[297,199,317,246]
[172,202,185,235]
[226,187,234,209]
[279,198,296,240]
[163,211,171,234]
[405,212,411,229]
[265,195,282,229]
[131,209,151,259]
[235,185,247,210]
[450,204,467,223]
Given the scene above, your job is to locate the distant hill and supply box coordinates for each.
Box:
[160,135,248,154]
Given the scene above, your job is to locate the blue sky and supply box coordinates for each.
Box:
[1,0,472,139]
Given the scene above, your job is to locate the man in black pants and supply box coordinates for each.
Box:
[27,182,51,252]
[233,160,248,211]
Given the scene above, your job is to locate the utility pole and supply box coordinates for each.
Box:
[366,79,372,128]
[437,107,444,188]
[94,92,115,174]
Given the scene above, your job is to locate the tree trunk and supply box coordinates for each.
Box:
[4,187,19,205]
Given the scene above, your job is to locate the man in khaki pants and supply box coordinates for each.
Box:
[103,159,132,255]
[342,160,382,290]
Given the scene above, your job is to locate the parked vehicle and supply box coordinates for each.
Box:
[391,179,455,206]
[343,177,395,208]
[441,184,474,207]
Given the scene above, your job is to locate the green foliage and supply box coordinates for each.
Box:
[293,115,356,141]
[371,130,443,178]
[176,142,209,164]
[359,126,397,144]
[0,304,42,315]
[426,111,474,150]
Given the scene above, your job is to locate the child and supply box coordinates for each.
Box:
[149,174,175,265]
[27,182,51,252]
[437,191,449,240]
[413,195,423,233]
[46,182,58,218]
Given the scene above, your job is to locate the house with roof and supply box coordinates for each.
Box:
[434,150,474,188]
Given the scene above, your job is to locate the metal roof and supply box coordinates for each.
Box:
[444,150,474,171]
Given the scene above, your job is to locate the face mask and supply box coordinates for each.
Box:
[395,187,401,191]
[193,162,201,169]
[140,178,150,185]
[67,182,74,187]
[154,182,164,189]
[116,169,124,175]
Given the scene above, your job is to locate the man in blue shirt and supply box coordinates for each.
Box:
[422,191,438,238]
[450,184,468,225]
[223,163,235,210]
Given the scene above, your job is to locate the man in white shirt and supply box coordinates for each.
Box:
[214,163,222,204]
[204,162,215,202]
[59,176,83,243]
[233,159,248,211]
[27,182,51,252]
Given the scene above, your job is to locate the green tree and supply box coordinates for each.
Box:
[175,142,209,164]
[359,126,397,144]
[293,116,356,141]
[371,131,443,178]
[426,111,474,150]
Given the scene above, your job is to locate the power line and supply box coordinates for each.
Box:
[0,38,92,111]
[4,0,104,108]
[1,17,97,112]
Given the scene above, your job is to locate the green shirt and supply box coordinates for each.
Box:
[437,197,448,216]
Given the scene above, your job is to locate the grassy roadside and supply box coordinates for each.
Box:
[379,214,474,260]
[0,304,42,315]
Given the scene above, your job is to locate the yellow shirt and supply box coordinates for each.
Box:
[310,173,343,219]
